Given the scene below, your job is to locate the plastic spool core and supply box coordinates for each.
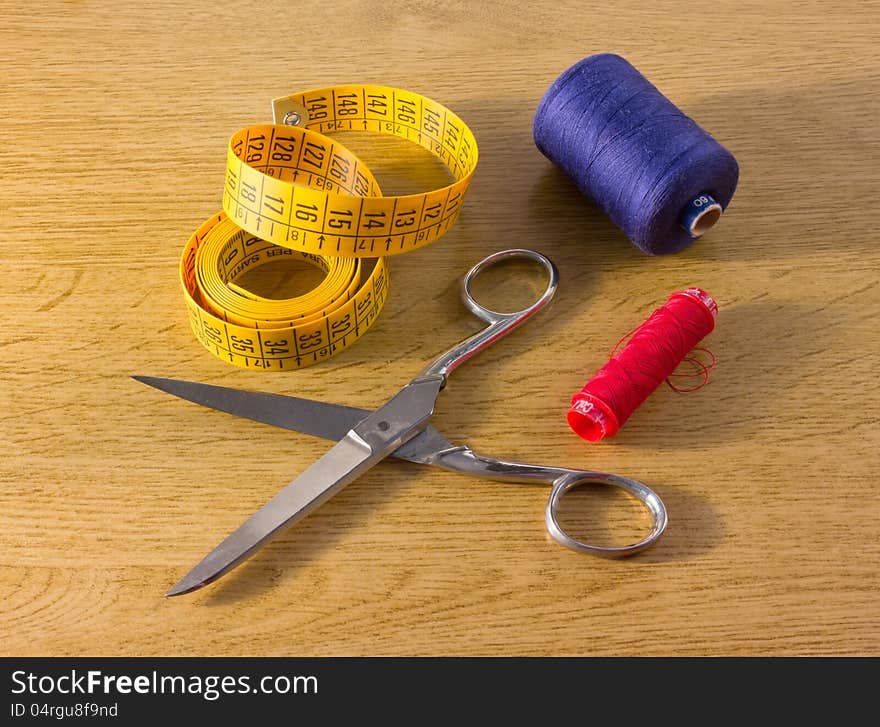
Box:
[567,394,620,442]
[680,193,723,240]
[689,205,722,236]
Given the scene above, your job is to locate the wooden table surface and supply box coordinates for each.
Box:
[2,1,877,656]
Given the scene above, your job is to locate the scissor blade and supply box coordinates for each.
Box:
[132,375,370,442]
[165,432,379,596]
[165,376,443,596]
[133,375,457,465]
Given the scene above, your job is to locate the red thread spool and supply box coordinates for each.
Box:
[567,288,717,442]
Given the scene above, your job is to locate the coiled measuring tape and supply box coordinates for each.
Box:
[182,85,479,370]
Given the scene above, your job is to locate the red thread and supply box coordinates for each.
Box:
[567,288,717,442]
[666,347,716,393]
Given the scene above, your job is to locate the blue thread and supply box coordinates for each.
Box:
[533,54,739,255]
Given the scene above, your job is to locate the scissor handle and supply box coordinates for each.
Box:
[545,471,668,556]
[419,249,559,381]
[429,446,667,556]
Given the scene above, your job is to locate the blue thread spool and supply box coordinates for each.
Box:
[533,54,739,255]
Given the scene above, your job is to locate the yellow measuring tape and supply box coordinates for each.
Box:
[182,85,478,370]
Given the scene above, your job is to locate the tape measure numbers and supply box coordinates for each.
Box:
[182,214,389,370]
[183,85,478,369]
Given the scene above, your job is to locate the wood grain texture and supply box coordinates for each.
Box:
[1,0,878,655]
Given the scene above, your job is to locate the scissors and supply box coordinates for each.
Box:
[135,249,667,596]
